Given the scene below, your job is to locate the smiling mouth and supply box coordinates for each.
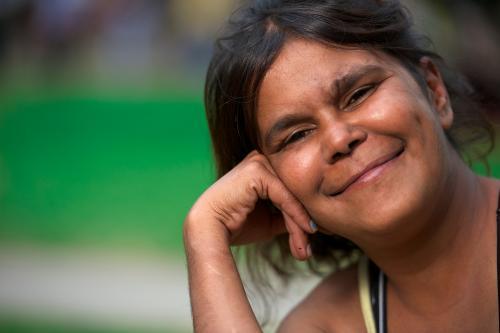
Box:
[331,147,404,196]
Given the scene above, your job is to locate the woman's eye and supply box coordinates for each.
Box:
[346,84,375,107]
[283,129,312,147]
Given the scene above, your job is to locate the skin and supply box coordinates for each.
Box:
[184,38,499,332]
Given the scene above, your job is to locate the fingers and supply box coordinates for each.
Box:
[208,151,315,259]
[258,164,314,234]
[283,211,310,260]
[246,153,315,260]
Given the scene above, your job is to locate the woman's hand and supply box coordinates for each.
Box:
[184,151,315,332]
[184,150,315,260]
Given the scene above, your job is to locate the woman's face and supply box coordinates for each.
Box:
[256,38,454,243]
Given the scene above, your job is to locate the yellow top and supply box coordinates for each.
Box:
[358,256,377,333]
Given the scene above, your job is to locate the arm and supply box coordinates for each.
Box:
[184,220,260,332]
[183,151,315,332]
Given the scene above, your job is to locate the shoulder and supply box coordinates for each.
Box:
[277,263,366,333]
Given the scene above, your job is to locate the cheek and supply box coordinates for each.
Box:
[364,85,438,154]
[369,87,424,130]
[370,92,446,174]
[272,147,321,201]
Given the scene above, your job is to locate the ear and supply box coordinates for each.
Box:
[419,57,453,130]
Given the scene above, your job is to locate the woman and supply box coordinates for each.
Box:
[183,0,499,332]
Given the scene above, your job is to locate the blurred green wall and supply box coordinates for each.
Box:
[0,85,213,255]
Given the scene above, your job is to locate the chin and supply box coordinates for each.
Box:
[318,181,428,241]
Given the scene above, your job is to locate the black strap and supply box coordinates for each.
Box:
[368,260,380,329]
[369,260,387,333]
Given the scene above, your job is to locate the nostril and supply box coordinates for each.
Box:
[330,138,361,163]
[348,139,361,151]
[331,151,343,163]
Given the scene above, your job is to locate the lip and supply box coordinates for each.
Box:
[330,147,404,196]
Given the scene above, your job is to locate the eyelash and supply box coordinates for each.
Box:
[346,84,377,107]
[282,128,313,148]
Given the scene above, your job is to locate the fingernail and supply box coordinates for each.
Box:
[309,219,318,233]
[307,244,312,257]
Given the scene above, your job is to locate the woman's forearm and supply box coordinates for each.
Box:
[184,219,262,333]
[182,151,312,332]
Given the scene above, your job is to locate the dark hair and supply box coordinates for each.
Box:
[204,0,495,291]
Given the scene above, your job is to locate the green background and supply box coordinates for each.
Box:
[0,85,213,256]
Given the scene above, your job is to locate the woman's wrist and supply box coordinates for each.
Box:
[184,213,261,333]
[183,212,232,256]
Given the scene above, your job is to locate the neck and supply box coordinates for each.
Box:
[361,158,498,317]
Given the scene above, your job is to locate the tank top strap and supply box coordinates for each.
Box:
[358,256,387,333]
[369,260,387,333]
[358,256,377,333]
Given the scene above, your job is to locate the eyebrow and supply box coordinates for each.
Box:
[330,64,386,105]
[262,64,386,149]
[263,114,314,149]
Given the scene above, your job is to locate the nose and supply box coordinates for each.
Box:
[321,120,367,163]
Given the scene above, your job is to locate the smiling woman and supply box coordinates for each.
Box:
[183,1,499,332]
[257,41,455,239]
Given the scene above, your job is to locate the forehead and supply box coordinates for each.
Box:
[256,38,406,131]
[259,38,398,102]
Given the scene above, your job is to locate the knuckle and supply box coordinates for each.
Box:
[245,159,263,173]
[245,151,267,165]
[243,160,270,180]
[247,177,266,198]
[246,150,260,158]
